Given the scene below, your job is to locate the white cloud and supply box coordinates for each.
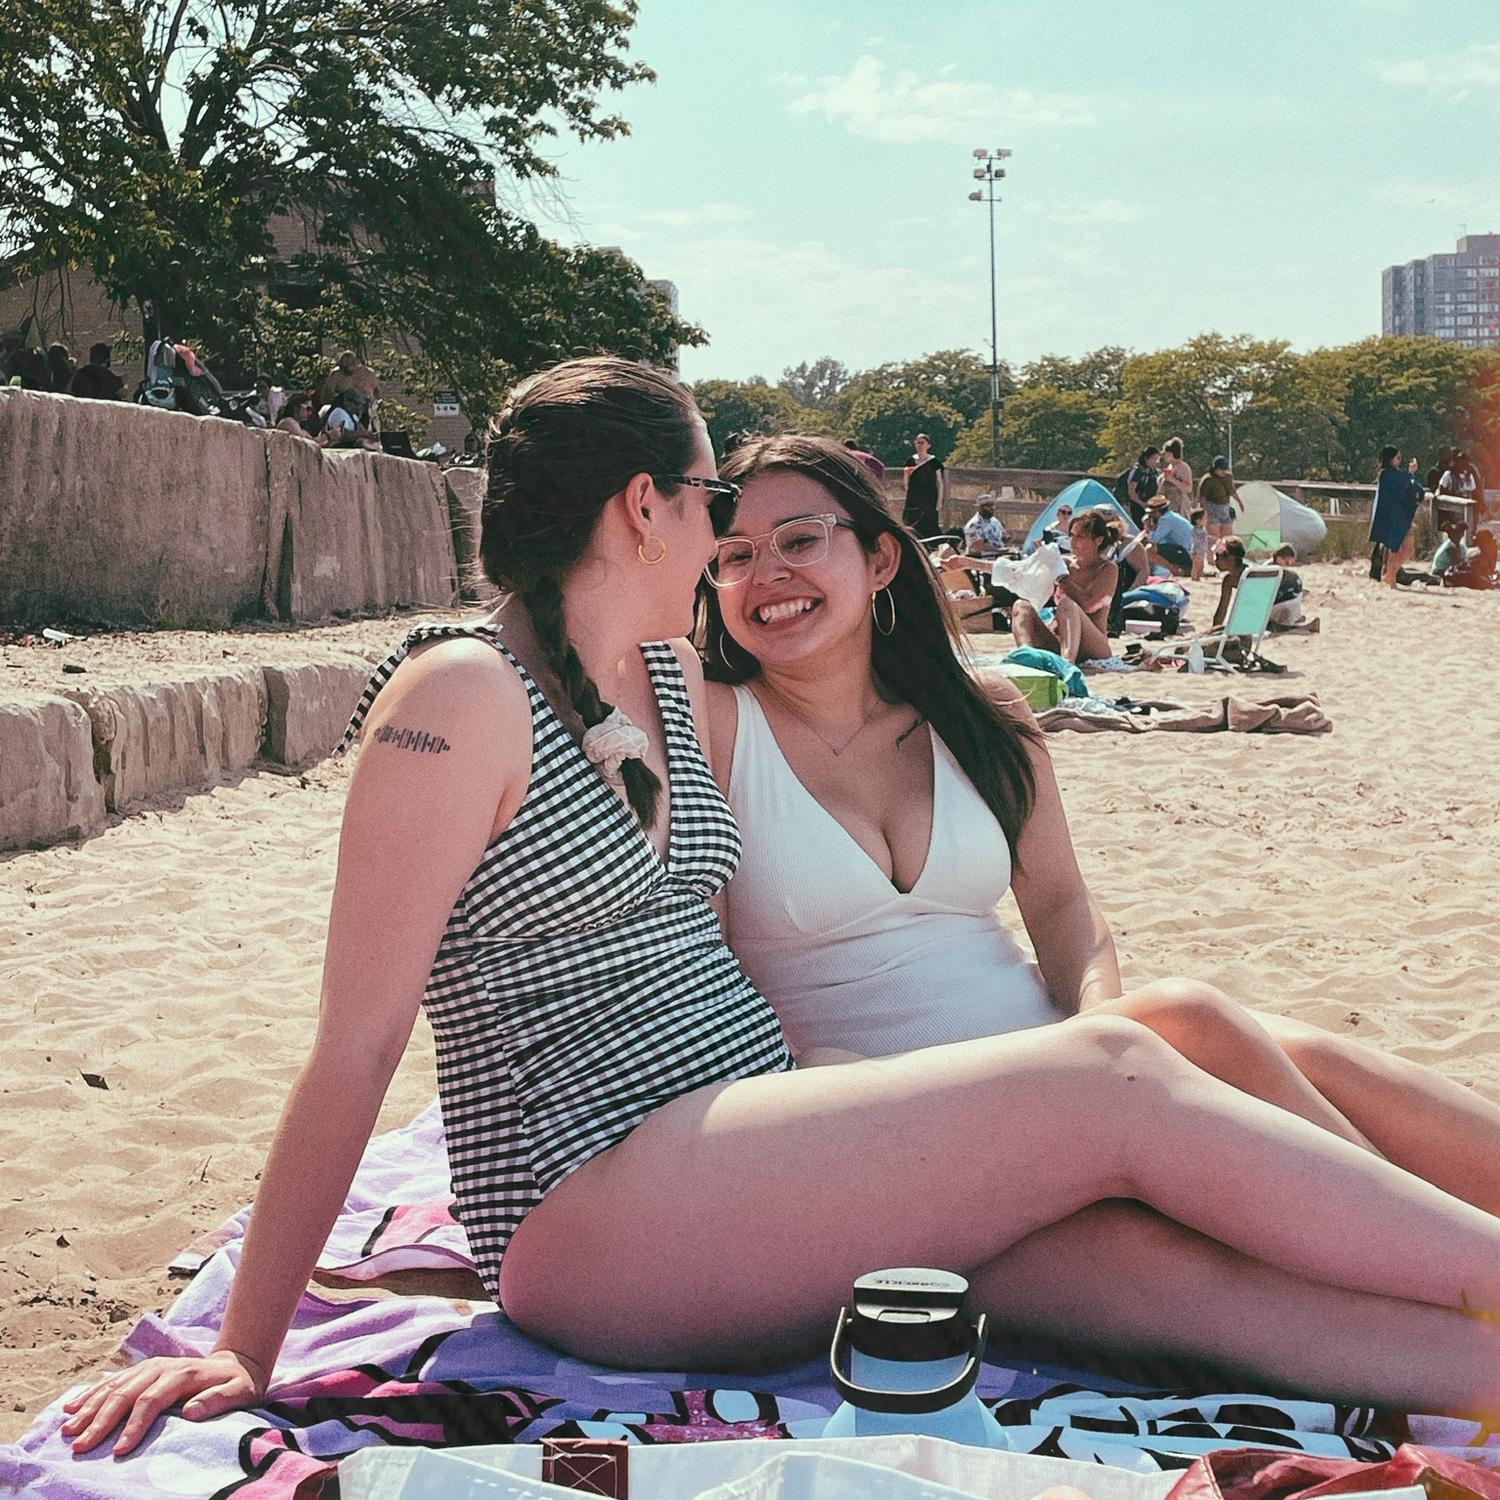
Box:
[637,203,754,228]
[786,55,1096,145]
[1372,42,1500,90]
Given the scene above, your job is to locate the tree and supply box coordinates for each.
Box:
[950,387,1108,470]
[1019,347,1128,401]
[1301,337,1493,481]
[692,378,822,456]
[1101,334,1302,475]
[845,387,963,467]
[0,0,701,419]
[779,357,854,411]
[837,349,1013,430]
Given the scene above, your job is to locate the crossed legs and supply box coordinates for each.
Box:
[502,1015,1500,1415]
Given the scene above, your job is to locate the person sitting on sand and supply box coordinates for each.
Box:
[1448,528,1498,591]
[1009,508,1122,665]
[64,382,1500,1459]
[1267,543,1316,630]
[702,431,1500,1316]
[1432,522,1469,579]
[1141,495,1195,577]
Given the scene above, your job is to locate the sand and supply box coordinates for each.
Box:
[3,562,1499,1443]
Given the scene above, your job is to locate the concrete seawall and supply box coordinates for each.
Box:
[0,389,459,628]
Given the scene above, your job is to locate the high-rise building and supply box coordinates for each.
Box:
[1383,234,1500,348]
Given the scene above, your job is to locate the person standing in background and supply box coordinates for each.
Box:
[1160,438,1194,515]
[903,432,946,538]
[1370,444,1423,589]
[1197,456,1240,543]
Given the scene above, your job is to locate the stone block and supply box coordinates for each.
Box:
[262,658,373,766]
[0,692,107,848]
[59,668,267,812]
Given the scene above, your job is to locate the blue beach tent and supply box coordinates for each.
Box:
[1022,478,1138,551]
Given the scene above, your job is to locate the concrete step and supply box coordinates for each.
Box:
[1,655,377,850]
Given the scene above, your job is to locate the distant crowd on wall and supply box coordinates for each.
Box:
[2,315,384,451]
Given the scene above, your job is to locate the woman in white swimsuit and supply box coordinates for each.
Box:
[700,433,1500,1208]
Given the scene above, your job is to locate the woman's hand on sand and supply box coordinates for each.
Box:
[61,1349,267,1457]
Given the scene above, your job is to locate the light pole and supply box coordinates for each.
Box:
[968,148,1011,468]
[1225,389,1251,473]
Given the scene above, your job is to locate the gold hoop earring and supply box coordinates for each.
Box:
[871,586,896,636]
[638,536,668,565]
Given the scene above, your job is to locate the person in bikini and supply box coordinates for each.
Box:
[65,384,1500,1460]
[1008,507,1123,663]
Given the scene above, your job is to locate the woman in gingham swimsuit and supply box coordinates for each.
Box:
[68,359,1500,1455]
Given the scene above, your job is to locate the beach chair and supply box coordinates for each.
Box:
[1153,565,1283,670]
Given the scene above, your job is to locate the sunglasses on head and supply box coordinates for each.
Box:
[653,474,741,536]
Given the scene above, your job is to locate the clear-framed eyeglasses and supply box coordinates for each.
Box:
[705,512,859,589]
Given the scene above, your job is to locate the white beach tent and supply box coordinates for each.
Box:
[1022,478,1138,551]
[1234,481,1328,557]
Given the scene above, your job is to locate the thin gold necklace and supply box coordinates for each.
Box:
[759,686,884,758]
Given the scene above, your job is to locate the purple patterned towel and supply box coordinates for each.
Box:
[5,1108,1496,1498]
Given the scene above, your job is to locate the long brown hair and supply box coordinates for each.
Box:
[698,435,1040,864]
[481,356,701,829]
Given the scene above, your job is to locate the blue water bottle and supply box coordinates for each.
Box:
[822,1268,1005,1449]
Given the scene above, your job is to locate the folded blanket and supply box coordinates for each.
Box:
[3,1106,1489,1499]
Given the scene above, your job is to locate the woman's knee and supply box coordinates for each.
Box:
[1114,978,1241,1052]
[1012,600,1040,627]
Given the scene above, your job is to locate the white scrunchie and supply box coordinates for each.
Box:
[581,706,649,785]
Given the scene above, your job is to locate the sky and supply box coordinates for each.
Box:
[533,0,1500,385]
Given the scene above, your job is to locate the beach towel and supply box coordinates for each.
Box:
[3,1105,1490,1500]
[1037,694,1333,736]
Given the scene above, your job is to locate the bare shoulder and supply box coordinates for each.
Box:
[374,634,527,730]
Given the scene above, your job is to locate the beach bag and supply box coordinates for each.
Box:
[1164,1442,1500,1500]
[991,543,1068,610]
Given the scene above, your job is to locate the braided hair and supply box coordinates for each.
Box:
[479,356,702,829]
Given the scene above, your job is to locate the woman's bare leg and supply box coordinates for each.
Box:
[969,1200,1500,1416]
[1093,980,1377,1152]
[1052,596,1111,663]
[501,1015,1500,1412]
[1254,1011,1500,1214]
[1010,601,1061,654]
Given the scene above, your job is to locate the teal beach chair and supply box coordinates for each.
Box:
[1156,565,1283,670]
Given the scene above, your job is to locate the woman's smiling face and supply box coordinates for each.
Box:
[716,471,891,670]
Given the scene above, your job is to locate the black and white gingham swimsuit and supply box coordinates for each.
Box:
[341,623,793,1299]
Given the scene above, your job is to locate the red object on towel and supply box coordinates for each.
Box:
[1165,1443,1500,1500]
[541,1437,629,1497]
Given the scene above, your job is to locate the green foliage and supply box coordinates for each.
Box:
[692,378,830,456]
[1019,347,1127,401]
[836,349,1012,431]
[779,356,854,411]
[1101,334,1299,473]
[0,0,701,421]
[1301,337,1494,480]
[845,387,964,466]
[951,387,1108,470]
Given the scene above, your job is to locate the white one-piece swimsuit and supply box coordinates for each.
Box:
[725,686,1065,1058]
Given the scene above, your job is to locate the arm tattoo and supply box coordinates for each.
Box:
[372,724,452,754]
